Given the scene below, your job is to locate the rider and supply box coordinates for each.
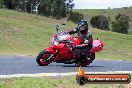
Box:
[68,20,93,51]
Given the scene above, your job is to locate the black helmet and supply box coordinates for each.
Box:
[78,20,88,34]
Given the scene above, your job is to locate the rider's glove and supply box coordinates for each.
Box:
[72,45,76,50]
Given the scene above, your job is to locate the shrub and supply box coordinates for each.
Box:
[68,11,84,23]
[112,13,130,34]
[90,15,109,30]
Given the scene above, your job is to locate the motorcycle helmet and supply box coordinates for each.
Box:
[78,20,88,34]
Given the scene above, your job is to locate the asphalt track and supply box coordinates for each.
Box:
[0,55,132,76]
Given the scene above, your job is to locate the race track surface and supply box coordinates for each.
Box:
[0,55,132,75]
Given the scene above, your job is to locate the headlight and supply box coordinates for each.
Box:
[51,37,59,45]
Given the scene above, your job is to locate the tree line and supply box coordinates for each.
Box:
[0,0,74,19]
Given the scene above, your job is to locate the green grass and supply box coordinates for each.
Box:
[0,9,75,55]
[128,31,132,35]
[92,29,132,61]
[0,76,130,88]
[0,9,132,61]
[74,6,132,32]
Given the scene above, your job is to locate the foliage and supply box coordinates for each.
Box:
[2,0,16,9]
[0,0,3,8]
[68,11,84,23]
[112,13,130,34]
[90,15,109,30]
[0,0,74,19]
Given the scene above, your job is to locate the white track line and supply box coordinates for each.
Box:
[0,72,77,78]
[0,71,132,78]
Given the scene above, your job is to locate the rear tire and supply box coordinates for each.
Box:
[75,53,95,67]
[83,53,95,66]
[36,50,54,66]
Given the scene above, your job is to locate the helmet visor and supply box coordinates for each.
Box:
[79,25,85,31]
[79,24,87,30]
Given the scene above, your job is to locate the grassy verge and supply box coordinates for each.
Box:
[0,76,131,88]
[0,9,132,61]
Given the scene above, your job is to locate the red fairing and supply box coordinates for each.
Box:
[45,47,56,55]
[88,40,104,55]
[54,43,75,61]
[73,38,82,45]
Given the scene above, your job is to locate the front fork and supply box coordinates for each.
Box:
[45,54,54,61]
[45,47,58,61]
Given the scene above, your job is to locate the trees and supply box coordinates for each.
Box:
[0,0,74,19]
[90,15,109,30]
[38,0,74,19]
[0,0,3,8]
[2,0,16,9]
[68,11,84,23]
[14,0,40,13]
[112,13,130,34]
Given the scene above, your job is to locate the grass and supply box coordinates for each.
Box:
[0,9,132,61]
[0,76,131,88]
[0,9,75,55]
[92,29,132,61]
[128,31,132,35]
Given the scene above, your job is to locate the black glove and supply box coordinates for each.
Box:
[72,45,76,50]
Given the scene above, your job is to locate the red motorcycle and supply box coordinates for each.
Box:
[36,25,103,66]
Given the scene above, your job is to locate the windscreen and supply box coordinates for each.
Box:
[56,32,71,41]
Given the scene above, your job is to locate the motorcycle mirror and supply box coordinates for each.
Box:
[56,24,60,33]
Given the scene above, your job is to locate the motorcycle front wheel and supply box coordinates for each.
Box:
[36,50,54,66]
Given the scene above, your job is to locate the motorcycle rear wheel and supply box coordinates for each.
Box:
[75,53,95,67]
[36,50,54,66]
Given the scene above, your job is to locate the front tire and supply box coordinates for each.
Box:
[36,50,54,66]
